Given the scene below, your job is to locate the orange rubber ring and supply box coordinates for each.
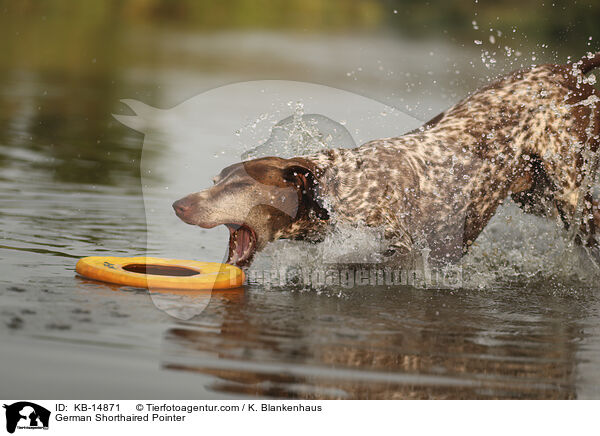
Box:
[75,256,244,290]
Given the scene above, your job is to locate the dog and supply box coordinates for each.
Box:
[173,52,600,267]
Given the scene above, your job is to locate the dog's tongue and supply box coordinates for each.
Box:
[228,226,254,265]
[237,228,250,256]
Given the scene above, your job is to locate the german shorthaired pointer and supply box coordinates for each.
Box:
[173,52,600,267]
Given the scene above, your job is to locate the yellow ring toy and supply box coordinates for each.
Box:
[76,256,244,290]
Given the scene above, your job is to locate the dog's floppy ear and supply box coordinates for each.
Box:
[283,162,329,220]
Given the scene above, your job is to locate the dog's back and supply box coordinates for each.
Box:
[175,52,600,267]
[309,53,600,262]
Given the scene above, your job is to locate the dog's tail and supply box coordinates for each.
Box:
[579,52,600,74]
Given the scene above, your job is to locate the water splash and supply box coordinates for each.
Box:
[243,108,600,290]
[461,201,599,289]
[248,200,600,291]
[241,102,356,159]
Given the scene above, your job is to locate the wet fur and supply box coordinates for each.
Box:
[175,52,600,267]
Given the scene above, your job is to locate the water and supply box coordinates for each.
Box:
[2,30,600,399]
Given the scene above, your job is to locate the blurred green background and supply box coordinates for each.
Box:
[1,0,598,74]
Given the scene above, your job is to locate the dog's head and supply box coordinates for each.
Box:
[173,156,330,266]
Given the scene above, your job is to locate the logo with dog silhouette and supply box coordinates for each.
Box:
[2,402,50,434]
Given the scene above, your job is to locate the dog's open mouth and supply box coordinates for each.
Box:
[226,224,257,266]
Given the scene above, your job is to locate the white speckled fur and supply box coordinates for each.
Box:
[306,55,600,263]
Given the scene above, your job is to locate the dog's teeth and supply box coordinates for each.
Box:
[227,226,255,265]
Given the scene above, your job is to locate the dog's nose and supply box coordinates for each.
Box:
[172,199,190,216]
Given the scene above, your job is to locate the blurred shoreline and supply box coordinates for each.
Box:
[2,0,598,73]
